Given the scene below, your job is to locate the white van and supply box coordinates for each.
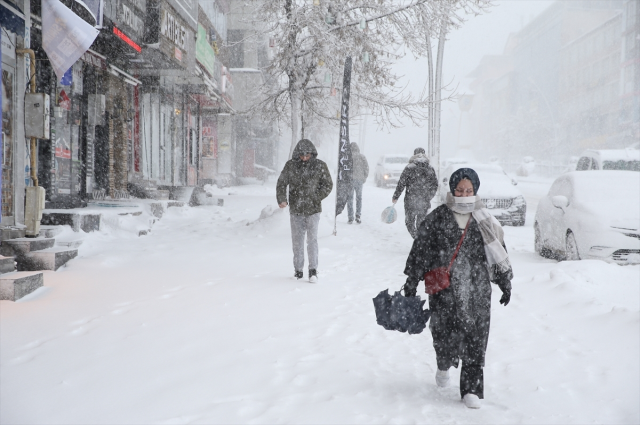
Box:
[575,149,640,172]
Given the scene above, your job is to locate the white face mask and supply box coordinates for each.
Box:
[451,195,477,213]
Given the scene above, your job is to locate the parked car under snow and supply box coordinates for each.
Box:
[374,154,410,187]
[534,171,640,264]
[440,163,526,226]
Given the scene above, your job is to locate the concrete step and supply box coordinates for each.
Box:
[41,212,101,232]
[39,225,64,238]
[17,247,78,271]
[0,271,44,301]
[0,227,26,242]
[56,239,83,249]
[1,238,56,257]
[0,255,16,274]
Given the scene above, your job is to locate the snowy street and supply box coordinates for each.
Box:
[1,178,638,424]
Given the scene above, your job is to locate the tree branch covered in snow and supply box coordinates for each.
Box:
[239,0,491,156]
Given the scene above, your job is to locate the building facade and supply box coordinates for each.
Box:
[1,0,260,232]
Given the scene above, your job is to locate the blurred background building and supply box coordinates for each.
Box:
[466,0,638,168]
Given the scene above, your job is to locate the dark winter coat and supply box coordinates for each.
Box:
[276,139,333,216]
[392,154,438,210]
[404,205,512,368]
[350,143,369,184]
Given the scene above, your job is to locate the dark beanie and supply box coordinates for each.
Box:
[414,147,425,155]
[449,167,480,194]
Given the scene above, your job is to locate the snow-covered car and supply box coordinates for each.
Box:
[441,157,468,170]
[374,154,410,187]
[440,163,526,226]
[575,149,640,172]
[517,156,536,176]
[534,171,640,264]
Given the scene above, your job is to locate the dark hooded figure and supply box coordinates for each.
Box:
[277,139,333,283]
[347,142,369,224]
[402,167,513,409]
[392,147,438,238]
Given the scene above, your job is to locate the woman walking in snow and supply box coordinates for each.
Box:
[402,168,513,409]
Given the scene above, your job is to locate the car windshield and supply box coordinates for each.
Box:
[602,160,640,171]
[385,157,409,164]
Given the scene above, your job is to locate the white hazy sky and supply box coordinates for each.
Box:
[359,0,555,163]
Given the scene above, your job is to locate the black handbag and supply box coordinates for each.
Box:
[373,289,431,334]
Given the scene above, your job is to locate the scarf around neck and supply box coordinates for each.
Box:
[445,192,512,280]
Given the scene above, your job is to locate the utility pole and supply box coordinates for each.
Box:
[427,19,447,203]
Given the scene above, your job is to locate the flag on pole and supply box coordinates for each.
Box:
[334,56,353,217]
[42,0,99,82]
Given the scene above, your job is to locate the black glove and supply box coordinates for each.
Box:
[497,278,511,306]
[499,288,511,306]
[403,284,417,297]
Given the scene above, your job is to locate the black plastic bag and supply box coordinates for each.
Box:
[373,290,430,335]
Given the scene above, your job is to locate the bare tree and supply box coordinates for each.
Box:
[240,0,489,157]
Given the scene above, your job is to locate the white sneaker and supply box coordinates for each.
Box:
[435,369,450,387]
[463,393,481,409]
[309,269,318,283]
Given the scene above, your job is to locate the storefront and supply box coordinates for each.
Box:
[1,1,27,224]
[136,0,197,189]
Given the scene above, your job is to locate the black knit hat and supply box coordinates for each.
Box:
[449,167,480,194]
[414,147,425,155]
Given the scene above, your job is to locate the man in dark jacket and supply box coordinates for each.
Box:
[392,147,439,238]
[277,139,333,283]
[347,142,369,224]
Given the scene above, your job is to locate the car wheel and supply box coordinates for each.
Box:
[565,231,580,261]
[535,223,552,258]
[513,219,525,227]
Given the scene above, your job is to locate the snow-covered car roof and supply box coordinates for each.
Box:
[582,149,640,161]
[382,154,410,158]
[560,170,639,229]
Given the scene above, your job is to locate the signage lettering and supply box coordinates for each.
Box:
[121,4,144,35]
[161,10,187,49]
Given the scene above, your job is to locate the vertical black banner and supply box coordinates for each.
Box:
[335,56,353,216]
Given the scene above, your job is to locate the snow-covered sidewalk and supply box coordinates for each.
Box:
[1,181,638,424]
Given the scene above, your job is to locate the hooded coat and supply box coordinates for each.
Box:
[392,153,438,209]
[276,139,333,216]
[350,143,369,184]
[403,204,512,369]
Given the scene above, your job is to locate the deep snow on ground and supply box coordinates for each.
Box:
[1,177,638,424]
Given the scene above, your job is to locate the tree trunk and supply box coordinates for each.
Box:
[289,90,302,159]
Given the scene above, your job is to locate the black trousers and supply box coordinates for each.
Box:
[460,364,484,399]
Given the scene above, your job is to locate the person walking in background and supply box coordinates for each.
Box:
[402,167,513,409]
[277,139,333,283]
[392,147,438,238]
[347,142,369,224]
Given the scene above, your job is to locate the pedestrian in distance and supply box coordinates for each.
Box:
[402,167,513,409]
[391,147,438,238]
[277,139,333,283]
[347,142,369,224]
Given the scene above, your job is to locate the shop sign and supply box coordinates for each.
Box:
[82,50,107,70]
[119,2,144,39]
[114,26,142,52]
[164,0,197,30]
[161,9,188,49]
[1,30,16,60]
[196,24,215,76]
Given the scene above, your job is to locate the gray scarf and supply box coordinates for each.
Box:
[445,193,512,280]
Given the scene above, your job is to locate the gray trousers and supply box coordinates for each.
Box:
[290,213,320,271]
